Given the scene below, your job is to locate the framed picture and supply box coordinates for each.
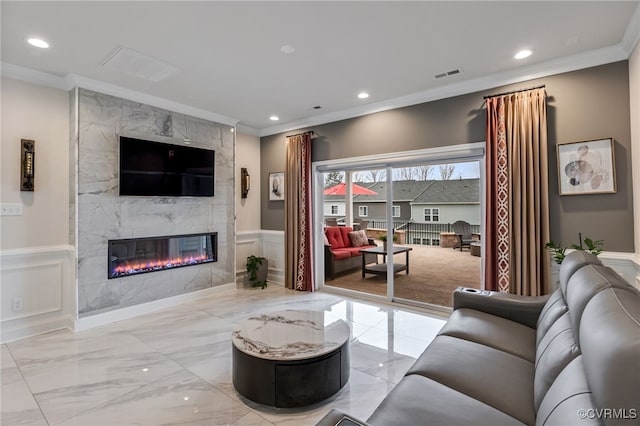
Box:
[557,138,616,195]
[269,172,285,201]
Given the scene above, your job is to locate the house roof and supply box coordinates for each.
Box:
[413,179,480,203]
[324,179,479,204]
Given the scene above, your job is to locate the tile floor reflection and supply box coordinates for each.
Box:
[2,286,447,425]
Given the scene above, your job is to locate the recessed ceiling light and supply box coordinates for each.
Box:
[357,92,370,99]
[514,49,532,60]
[27,37,49,49]
[270,115,279,121]
[280,45,295,54]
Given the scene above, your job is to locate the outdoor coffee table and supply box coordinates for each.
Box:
[360,245,413,278]
[231,310,350,408]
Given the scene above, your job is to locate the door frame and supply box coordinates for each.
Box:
[313,143,486,303]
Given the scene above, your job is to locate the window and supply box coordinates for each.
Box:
[392,205,401,217]
[330,205,338,215]
[359,206,368,217]
[424,208,440,222]
[432,238,440,246]
[413,238,421,244]
[422,238,430,246]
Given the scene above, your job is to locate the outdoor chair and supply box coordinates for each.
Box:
[325,218,339,227]
[451,220,477,251]
[353,219,369,231]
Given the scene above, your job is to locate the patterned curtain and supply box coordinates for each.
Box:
[285,132,314,291]
[485,88,551,295]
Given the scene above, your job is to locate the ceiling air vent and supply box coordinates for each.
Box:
[434,68,462,79]
[101,46,180,82]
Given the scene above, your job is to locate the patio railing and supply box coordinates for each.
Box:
[369,221,480,246]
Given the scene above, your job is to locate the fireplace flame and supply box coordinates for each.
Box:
[112,254,212,277]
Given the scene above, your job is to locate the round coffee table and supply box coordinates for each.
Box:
[232,310,350,408]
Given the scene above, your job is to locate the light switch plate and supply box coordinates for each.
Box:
[0,203,23,216]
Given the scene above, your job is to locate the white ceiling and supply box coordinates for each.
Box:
[2,1,639,136]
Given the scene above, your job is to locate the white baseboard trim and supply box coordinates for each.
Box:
[74,283,235,331]
[1,312,75,344]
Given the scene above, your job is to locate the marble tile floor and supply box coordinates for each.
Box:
[1,285,447,426]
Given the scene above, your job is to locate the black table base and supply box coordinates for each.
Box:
[232,342,350,408]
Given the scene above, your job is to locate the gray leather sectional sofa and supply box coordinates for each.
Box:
[317,251,640,425]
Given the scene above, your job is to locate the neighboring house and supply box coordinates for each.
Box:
[411,179,480,225]
[323,179,480,245]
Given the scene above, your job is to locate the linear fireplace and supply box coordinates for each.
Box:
[108,232,217,279]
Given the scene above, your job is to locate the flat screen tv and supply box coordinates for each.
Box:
[119,136,215,197]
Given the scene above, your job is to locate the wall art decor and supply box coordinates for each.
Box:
[557,137,616,195]
[269,172,284,201]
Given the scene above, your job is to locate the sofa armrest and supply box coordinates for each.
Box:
[315,409,371,426]
[453,287,550,329]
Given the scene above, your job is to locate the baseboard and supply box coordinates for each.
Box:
[74,283,235,331]
[1,312,75,344]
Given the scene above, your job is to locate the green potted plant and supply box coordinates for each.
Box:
[545,233,604,264]
[379,233,398,250]
[246,255,268,289]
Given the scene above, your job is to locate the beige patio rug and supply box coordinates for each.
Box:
[325,246,481,307]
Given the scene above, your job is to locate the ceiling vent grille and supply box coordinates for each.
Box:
[101,46,180,82]
[434,69,462,79]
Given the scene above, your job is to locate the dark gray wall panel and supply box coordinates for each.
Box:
[261,61,633,253]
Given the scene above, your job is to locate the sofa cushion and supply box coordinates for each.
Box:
[558,250,602,295]
[533,311,580,411]
[536,290,568,346]
[579,286,640,420]
[348,230,369,247]
[438,308,536,362]
[331,248,352,261]
[367,374,526,426]
[406,335,535,425]
[565,265,625,346]
[325,226,347,249]
[535,356,598,426]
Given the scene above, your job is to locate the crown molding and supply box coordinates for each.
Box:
[65,74,239,126]
[1,62,68,90]
[235,124,260,137]
[258,44,629,137]
[1,63,239,127]
[621,2,640,55]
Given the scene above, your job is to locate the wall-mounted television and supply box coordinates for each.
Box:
[119,136,215,197]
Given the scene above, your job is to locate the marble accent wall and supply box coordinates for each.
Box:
[74,89,235,317]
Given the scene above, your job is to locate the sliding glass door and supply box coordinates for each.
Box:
[321,168,392,299]
[313,144,485,309]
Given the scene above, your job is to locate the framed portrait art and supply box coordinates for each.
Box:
[269,172,284,201]
[556,138,616,195]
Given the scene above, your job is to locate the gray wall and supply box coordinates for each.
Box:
[261,61,634,253]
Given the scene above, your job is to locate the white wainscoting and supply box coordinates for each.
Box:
[0,245,76,343]
[236,230,284,286]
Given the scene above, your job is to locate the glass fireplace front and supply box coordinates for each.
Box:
[108,232,217,279]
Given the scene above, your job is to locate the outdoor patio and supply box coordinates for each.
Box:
[325,244,481,307]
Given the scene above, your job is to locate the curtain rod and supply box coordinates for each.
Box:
[286,131,314,138]
[483,84,546,100]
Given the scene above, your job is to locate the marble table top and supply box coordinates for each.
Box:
[231,310,350,361]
